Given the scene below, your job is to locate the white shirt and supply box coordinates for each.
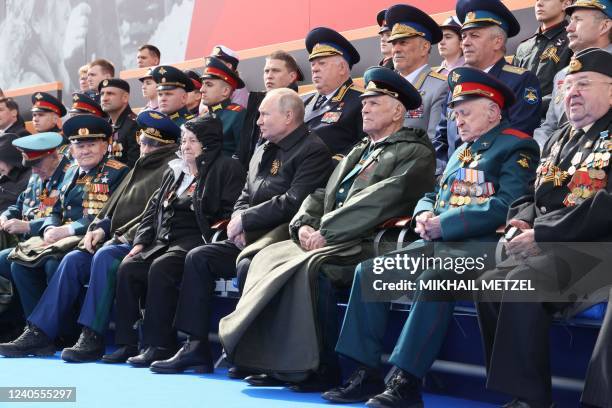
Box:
[168,158,196,197]
[403,64,429,84]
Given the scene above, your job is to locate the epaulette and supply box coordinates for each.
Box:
[502,128,530,140]
[105,159,127,170]
[428,71,447,81]
[331,84,351,102]
[185,113,195,120]
[210,103,223,113]
[170,112,180,119]
[226,103,244,112]
[349,84,365,93]
[502,64,526,75]
[431,66,444,74]
[332,154,344,161]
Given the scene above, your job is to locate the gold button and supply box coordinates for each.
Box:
[443,184,448,190]
[339,188,344,193]
[439,200,445,207]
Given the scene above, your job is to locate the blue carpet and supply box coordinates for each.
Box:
[0,353,496,407]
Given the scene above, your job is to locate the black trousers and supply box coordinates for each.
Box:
[476,260,569,405]
[582,287,612,408]
[114,250,187,347]
[174,240,247,338]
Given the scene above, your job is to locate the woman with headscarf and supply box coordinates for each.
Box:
[104,115,245,366]
[0,133,31,213]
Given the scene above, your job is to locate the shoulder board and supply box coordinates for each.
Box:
[184,113,195,120]
[502,128,530,140]
[431,65,444,73]
[349,84,364,93]
[428,71,447,81]
[331,84,351,102]
[332,154,344,162]
[226,104,244,112]
[105,159,127,170]
[170,112,179,119]
[502,64,526,75]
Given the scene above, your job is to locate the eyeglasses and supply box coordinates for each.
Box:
[562,79,612,93]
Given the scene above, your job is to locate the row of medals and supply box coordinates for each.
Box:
[448,149,494,207]
[83,184,109,215]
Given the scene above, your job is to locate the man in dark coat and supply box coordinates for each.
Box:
[99,79,140,167]
[476,48,612,408]
[0,133,31,213]
[148,88,333,375]
[109,115,245,368]
[0,98,30,137]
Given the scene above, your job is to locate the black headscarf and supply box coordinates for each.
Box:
[183,114,224,177]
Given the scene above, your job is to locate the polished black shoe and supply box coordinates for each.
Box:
[61,327,105,363]
[102,345,139,364]
[366,369,423,408]
[245,374,286,387]
[127,346,176,368]
[0,324,55,357]
[502,398,555,408]
[228,366,254,379]
[150,339,213,374]
[322,366,385,403]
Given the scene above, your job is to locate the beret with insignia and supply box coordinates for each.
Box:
[567,47,612,77]
[98,78,130,93]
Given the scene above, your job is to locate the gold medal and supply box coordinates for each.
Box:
[464,196,472,205]
[450,195,458,205]
[457,196,465,206]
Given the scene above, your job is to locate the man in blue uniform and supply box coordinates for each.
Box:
[323,68,539,407]
[432,0,542,174]
[151,65,195,127]
[200,56,247,163]
[302,27,366,157]
[0,115,129,357]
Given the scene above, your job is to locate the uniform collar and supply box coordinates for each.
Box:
[402,64,428,84]
[328,78,355,103]
[208,98,231,113]
[170,106,190,120]
[111,105,134,128]
[470,121,506,153]
[487,58,508,76]
[539,19,568,39]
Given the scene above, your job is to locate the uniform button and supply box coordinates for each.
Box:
[540,206,547,213]
[443,184,448,190]
[338,202,343,207]
[439,201,445,207]
[339,188,344,193]
[67,206,72,210]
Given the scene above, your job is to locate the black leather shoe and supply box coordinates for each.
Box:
[127,346,177,368]
[150,339,213,374]
[366,369,423,408]
[245,374,286,387]
[102,345,139,364]
[502,398,555,408]
[322,366,385,403]
[61,327,105,363]
[0,324,55,357]
[228,366,254,379]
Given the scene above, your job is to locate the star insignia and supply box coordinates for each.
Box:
[159,67,167,75]
[35,93,43,100]
[73,94,79,101]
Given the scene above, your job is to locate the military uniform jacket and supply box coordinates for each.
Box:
[291,127,436,245]
[302,78,366,156]
[40,158,129,236]
[1,155,71,237]
[209,99,247,164]
[233,123,334,243]
[133,152,245,259]
[109,106,140,168]
[403,65,448,142]
[509,110,612,243]
[88,145,179,242]
[416,122,539,241]
[169,106,195,128]
[534,44,612,149]
[514,20,572,116]
[433,58,542,174]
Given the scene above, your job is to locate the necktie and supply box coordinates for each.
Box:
[313,94,327,110]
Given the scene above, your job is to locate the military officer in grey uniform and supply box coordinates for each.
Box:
[533,0,612,148]
[385,4,448,142]
[302,27,366,156]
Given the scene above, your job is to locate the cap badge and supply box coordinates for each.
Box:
[102,79,109,87]
[73,94,79,101]
[466,12,476,22]
[78,128,90,136]
[158,67,167,75]
[452,84,463,98]
[568,58,582,73]
[35,93,43,100]
[451,71,461,83]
